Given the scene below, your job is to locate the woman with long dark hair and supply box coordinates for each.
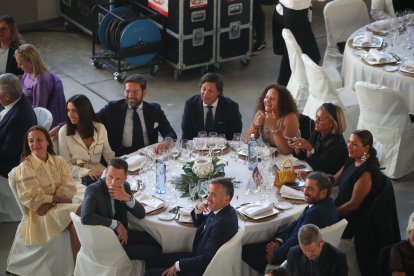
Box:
[58,94,114,180]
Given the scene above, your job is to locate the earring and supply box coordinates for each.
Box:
[361,152,367,163]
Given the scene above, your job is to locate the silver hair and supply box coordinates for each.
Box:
[0,73,22,100]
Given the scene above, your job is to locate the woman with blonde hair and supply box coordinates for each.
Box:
[14,43,66,128]
[0,15,24,75]
[290,102,348,175]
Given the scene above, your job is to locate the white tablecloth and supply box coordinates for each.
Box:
[342,22,414,112]
[124,150,307,253]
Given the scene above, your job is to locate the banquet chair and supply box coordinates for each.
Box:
[203,226,245,276]
[301,53,360,140]
[320,219,348,248]
[323,0,370,73]
[355,81,414,178]
[0,173,21,223]
[282,29,342,113]
[7,168,74,276]
[34,107,54,130]
[70,212,145,276]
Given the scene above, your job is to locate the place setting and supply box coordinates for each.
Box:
[134,191,168,215]
[236,201,280,222]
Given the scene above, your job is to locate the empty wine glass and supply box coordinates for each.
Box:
[189,182,199,201]
[208,132,218,138]
[232,133,242,161]
[197,180,209,199]
[217,134,227,156]
[198,131,207,137]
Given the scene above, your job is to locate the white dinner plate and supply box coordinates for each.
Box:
[275,202,293,210]
[158,212,176,221]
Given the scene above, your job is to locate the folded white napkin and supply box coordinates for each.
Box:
[242,202,273,217]
[362,32,373,47]
[126,155,146,171]
[371,20,389,31]
[134,191,166,209]
[280,185,305,200]
[368,49,388,63]
[179,207,193,216]
[403,61,414,70]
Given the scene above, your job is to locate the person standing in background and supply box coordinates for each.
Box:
[0,15,23,76]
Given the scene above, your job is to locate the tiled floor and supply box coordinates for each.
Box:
[1,2,413,275]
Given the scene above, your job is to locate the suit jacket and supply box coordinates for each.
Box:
[287,242,348,276]
[81,178,145,229]
[97,99,177,156]
[5,46,23,76]
[272,197,339,264]
[181,95,242,140]
[178,205,238,274]
[0,95,37,177]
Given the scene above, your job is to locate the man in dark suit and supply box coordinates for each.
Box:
[97,74,176,156]
[81,157,161,261]
[242,171,339,273]
[0,73,36,177]
[144,177,239,276]
[181,72,242,140]
[287,224,347,276]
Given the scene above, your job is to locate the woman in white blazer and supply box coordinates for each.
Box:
[58,94,114,180]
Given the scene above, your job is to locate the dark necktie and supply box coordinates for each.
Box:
[308,260,316,276]
[205,106,213,133]
[132,106,144,151]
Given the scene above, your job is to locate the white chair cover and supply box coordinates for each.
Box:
[70,212,145,276]
[0,174,21,222]
[283,29,309,113]
[355,81,414,178]
[301,53,360,140]
[320,219,348,248]
[7,168,74,276]
[34,107,53,130]
[323,0,369,72]
[203,226,245,276]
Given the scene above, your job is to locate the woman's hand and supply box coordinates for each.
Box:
[88,169,103,180]
[253,111,266,130]
[37,203,54,216]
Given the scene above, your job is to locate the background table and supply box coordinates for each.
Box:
[342,21,414,112]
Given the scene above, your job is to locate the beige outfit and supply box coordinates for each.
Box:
[14,154,80,245]
[58,122,115,178]
[260,113,300,147]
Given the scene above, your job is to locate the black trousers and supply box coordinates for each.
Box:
[253,0,266,43]
[123,230,161,260]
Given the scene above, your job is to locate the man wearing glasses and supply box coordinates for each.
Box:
[97,74,177,156]
[242,171,339,273]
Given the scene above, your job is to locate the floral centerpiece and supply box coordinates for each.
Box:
[172,156,227,200]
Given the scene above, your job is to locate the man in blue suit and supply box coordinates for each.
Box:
[0,73,36,177]
[287,224,347,276]
[242,171,339,273]
[81,157,161,261]
[97,74,176,156]
[181,73,242,140]
[144,177,239,276]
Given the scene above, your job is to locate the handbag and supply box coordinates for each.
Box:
[274,159,296,188]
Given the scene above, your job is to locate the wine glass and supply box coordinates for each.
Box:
[198,131,207,137]
[206,138,217,159]
[197,180,209,199]
[232,133,242,162]
[208,132,218,138]
[217,134,227,156]
[189,182,199,201]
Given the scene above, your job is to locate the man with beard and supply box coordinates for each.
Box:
[242,171,339,273]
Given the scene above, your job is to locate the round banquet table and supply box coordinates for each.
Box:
[341,19,414,112]
[119,147,308,254]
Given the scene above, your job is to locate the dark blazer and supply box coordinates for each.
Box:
[272,197,339,264]
[0,94,36,177]
[296,132,347,175]
[97,100,177,156]
[177,205,238,274]
[287,242,348,276]
[181,95,242,140]
[6,46,23,76]
[81,178,145,229]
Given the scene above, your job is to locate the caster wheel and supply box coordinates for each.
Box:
[92,59,103,69]
[150,64,159,76]
[173,69,181,81]
[114,72,125,83]
[241,58,250,66]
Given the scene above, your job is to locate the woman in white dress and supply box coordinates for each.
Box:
[14,125,80,257]
[58,94,114,181]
